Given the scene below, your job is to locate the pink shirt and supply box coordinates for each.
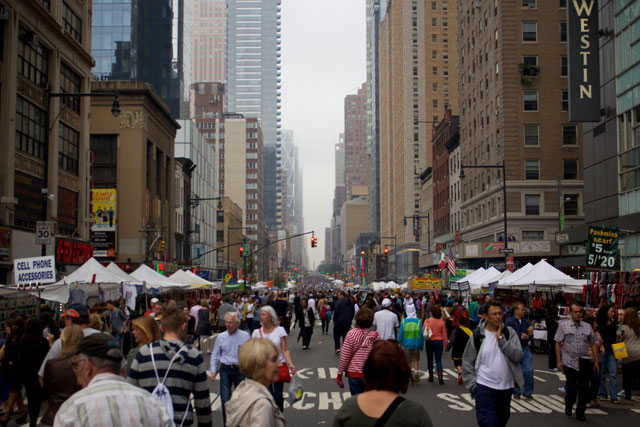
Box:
[425,318,448,348]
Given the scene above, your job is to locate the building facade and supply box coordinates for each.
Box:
[344,84,369,199]
[190,0,226,83]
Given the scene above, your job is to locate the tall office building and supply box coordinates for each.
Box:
[190,0,226,83]
[91,0,191,118]
[366,0,387,234]
[344,84,369,199]
[457,1,583,267]
[280,130,306,267]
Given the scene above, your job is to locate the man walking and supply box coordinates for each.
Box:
[333,291,355,353]
[462,302,523,427]
[55,333,173,426]
[505,302,534,398]
[373,298,399,340]
[209,312,249,426]
[129,308,212,426]
[217,297,236,333]
[555,303,600,422]
[107,299,129,349]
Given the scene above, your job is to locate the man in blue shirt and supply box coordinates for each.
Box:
[505,302,534,398]
[209,311,249,425]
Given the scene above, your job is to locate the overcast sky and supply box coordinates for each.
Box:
[280,0,366,269]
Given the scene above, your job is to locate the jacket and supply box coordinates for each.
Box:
[398,318,424,350]
[225,378,286,427]
[295,307,315,329]
[333,298,355,327]
[461,319,524,394]
[505,315,531,348]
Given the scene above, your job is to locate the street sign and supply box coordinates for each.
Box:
[35,221,52,245]
[13,255,56,284]
[499,248,514,254]
[586,226,619,269]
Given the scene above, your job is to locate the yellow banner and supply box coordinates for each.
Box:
[412,277,442,290]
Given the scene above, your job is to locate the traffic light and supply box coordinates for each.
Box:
[157,240,165,253]
[384,247,389,256]
[156,263,165,274]
[239,246,244,257]
[311,236,317,248]
[361,250,365,256]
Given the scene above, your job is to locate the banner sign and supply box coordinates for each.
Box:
[586,226,619,269]
[449,269,467,283]
[91,189,116,258]
[14,255,56,284]
[568,0,601,122]
[484,241,504,255]
[412,277,442,290]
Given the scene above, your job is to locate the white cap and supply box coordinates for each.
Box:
[382,298,392,308]
[150,298,160,304]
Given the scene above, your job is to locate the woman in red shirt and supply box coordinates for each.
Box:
[424,305,448,384]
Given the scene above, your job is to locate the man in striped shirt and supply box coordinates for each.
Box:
[129,308,212,426]
[55,333,173,427]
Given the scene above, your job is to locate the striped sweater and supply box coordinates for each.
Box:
[128,339,212,427]
[338,328,380,378]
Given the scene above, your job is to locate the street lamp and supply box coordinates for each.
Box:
[558,196,572,232]
[403,214,431,247]
[460,160,510,265]
[188,195,227,209]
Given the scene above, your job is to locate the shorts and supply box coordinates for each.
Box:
[404,349,420,364]
[453,358,462,368]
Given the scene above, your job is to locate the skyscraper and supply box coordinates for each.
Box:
[344,84,369,199]
[190,0,227,83]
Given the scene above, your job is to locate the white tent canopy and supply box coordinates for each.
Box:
[106,262,141,284]
[185,270,220,289]
[498,260,583,289]
[498,263,534,286]
[53,258,126,286]
[456,268,485,284]
[130,264,189,290]
[468,267,501,290]
[169,270,220,289]
[483,270,511,287]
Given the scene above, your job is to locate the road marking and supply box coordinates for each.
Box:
[318,367,326,379]
[436,393,474,411]
[296,368,311,380]
[534,369,566,381]
[533,375,546,382]
[318,391,343,410]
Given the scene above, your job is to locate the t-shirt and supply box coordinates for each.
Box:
[252,326,288,363]
[333,395,433,427]
[373,309,399,340]
[246,303,255,319]
[476,330,514,390]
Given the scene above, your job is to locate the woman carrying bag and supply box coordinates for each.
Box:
[620,307,640,400]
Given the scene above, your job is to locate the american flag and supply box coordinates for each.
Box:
[447,248,456,276]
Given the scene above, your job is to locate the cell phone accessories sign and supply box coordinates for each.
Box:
[586,226,619,269]
[14,255,56,284]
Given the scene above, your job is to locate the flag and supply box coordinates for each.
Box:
[438,249,446,269]
[448,248,456,276]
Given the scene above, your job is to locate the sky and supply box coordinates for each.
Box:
[280,0,366,269]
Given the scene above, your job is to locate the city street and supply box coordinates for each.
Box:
[205,322,640,427]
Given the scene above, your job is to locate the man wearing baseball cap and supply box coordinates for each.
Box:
[38,304,100,381]
[54,333,173,426]
[373,298,399,340]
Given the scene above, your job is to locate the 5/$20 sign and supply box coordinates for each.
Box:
[586,226,619,269]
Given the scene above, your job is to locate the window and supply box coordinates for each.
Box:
[15,96,47,160]
[563,194,579,215]
[562,90,569,111]
[216,210,224,223]
[432,17,437,27]
[564,159,578,179]
[90,135,117,186]
[60,62,81,114]
[525,160,540,179]
[522,0,536,7]
[525,194,540,215]
[18,26,49,86]
[523,56,538,67]
[522,230,544,240]
[432,34,438,43]
[522,22,537,42]
[432,66,438,76]
[217,230,224,243]
[561,55,568,76]
[433,83,438,92]
[562,125,578,145]
[524,125,539,146]
[62,2,82,43]
[432,50,437,59]
[560,0,567,7]
[560,22,567,42]
[524,90,538,111]
[59,123,79,175]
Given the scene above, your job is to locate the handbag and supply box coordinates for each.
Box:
[612,342,628,360]
[424,319,433,340]
[259,328,292,382]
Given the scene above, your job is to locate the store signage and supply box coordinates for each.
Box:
[14,255,56,284]
[412,277,442,290]
[91,189,116,258]
[567,0,601,122]
[56,240,94,265]
[484,241,504,255]
[0,228,11,261]
[586,226,619,269]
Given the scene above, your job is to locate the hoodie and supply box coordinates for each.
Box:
[225,379,286,427]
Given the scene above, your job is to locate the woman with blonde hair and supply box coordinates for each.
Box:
[41,325,83,426]
[225,338,286,427]
[126,315,161,373]
[620,307,640,400]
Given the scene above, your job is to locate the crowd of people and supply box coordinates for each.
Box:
[0,287,636,426]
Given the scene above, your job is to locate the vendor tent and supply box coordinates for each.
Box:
[169,270,220,289]
[498,263,534,286]
[483,270,511,287]
[106,262,141,284]
[455,268,485,284]
[130,264,189,290]
[499,260,583,289]
[468,267,501,290]
[53,258,127,286]
[185,270,220,289]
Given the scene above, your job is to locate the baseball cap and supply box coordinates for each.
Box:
[150,298,160,304]
[61,303,89,318]
[76,333,123,362]
[382,298,392,308]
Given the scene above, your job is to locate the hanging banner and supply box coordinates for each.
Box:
[568,0,601,121]
[586,226,619,269]
[91,189,116,258]
[14,255,56,284]
[411,277,442,290]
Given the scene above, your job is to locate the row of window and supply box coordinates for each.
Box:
[525,159,579,180]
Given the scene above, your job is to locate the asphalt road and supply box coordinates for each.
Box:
[206,322,640,427]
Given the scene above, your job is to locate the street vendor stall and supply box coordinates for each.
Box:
[130,264,189,291]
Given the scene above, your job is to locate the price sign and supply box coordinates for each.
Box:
[586,226,619,270]
[35,221,52,245]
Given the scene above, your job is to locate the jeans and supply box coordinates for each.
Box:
[219,365,245,425]
[564,358,592,416]
[333,324,351,350]
[621,359,640,399]
[425,339,444,372]
[474,383,513,427]
[348,377,366,396]
[598,351,619,400]
[268,381,285,412]
[548,341,557,369]
[514,347,534,396]
[320,318,329,334]
[23,376,42,427]
[302,326,313,347]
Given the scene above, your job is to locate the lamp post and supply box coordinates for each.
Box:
[43,91,120,256]
[460,160,509,266]
[558,196,571,232]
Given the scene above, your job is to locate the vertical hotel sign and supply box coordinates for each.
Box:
[568,0,601,122]
[91,189,117,258]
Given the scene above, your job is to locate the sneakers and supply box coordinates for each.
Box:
[335,349,341,354]
[514,394,521,400]
[523,394,533,399]
[458,375,463,385]
[548,368,559,372]
[414,372,420,383]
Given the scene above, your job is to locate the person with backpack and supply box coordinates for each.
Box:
[505,302,534,399]
[446,316,473,385]
[398,303,424,384]
[461,301,523,427]
[319,299,331,335]
[128,308,212,426]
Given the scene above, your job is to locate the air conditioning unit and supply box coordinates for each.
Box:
[495,109,499,116]
[473,2,482,8]
[24,31,40,46]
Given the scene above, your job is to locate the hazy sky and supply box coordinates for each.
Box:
[280,0,366,269]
